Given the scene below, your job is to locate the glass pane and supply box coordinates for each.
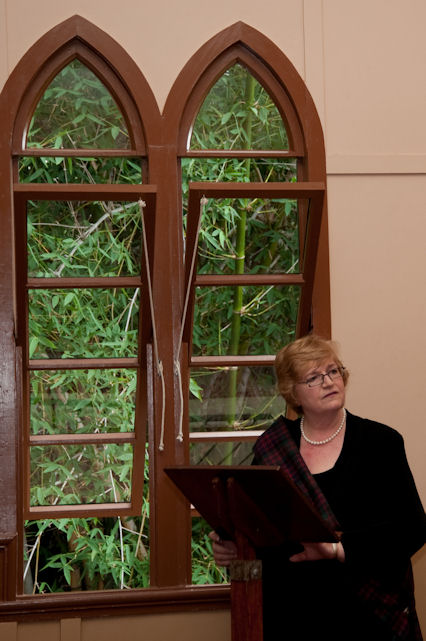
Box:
[194,197,301,275]
[190,366,281,432]
[190,64,288,150]
[27,60,130,149]
[19,156,142,184]
[27,200,142,277]
[29,288,139,359]
[192,517,228,585]
[182,157,297,185]
[30,443,133,506]
[30,369,137,435]
[24,512,149,592]
[193,285,300,356]
[182,158,299,274]
[190,439,255,466]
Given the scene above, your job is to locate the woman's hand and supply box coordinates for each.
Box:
[208,531,238,567]
[289,541,345,563]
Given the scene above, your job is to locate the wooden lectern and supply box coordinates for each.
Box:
[165,465,336,641]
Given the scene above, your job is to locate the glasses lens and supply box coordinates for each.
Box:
[304,367,344,387]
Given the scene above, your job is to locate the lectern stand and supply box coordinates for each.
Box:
[166,465,336,641]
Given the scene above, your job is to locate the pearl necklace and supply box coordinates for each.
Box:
[300,408,346,446]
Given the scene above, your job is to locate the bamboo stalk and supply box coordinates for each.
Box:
[225,73,256,461]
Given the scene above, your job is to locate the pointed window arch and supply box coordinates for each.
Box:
[28,59,131,150]
[190,62,289,151]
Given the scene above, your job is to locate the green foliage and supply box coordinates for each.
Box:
[23,57,298,592]
[30,369,137,435]
[25,498,150,591]
[191,63,288,150]
[27,199,142,278]
[182,159,300,360]
[30,443,133,506]
[20,156,142,184]
[27,60,130,149]
[191,518,228,584]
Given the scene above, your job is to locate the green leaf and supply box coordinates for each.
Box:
[29,336,39,358]
[63,564,71,585]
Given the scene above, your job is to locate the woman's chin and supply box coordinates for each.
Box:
[321,394,344,409]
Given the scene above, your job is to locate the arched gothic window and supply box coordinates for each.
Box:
[0,17,329,615]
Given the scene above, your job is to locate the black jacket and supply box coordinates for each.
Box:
[253,411,425,641]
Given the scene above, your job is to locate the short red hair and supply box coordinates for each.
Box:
[275,334,349,414]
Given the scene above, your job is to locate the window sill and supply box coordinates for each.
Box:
[0,584,230,622]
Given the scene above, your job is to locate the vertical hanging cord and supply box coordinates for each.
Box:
[175,196,208,442]
[139,199,166,451]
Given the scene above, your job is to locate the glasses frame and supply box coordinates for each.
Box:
[297,365,345,388]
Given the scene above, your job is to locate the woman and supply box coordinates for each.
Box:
[210,335,425,641]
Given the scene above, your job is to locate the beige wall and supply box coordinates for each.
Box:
[0,0,425,636]
[0,612,232,641]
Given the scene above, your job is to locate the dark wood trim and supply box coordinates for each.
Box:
[195,274,304,286]
[190,431,262,442]
[191,355,275,367]
[0,584,230,622]
[181,150,303,158]
[188,181,325,198]
[16,149,145,158]
[29,433,135,445]
[26,503,134,520]
[0,536,18,602]
[311,191,332,338]
[27,277,142,289]
[14,183,157,200]
[29,358,139,370]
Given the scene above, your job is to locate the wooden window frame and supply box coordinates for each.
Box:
[0,17,329,620]
[14,184,156,523]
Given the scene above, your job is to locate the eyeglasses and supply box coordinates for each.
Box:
[298,366,345,388]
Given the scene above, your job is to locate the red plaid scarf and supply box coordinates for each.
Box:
[253,415,422,641]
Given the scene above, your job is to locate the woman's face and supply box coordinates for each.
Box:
[293,359,346,417]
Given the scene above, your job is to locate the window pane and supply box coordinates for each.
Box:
[19,156,142,184]
[24,514,150,593]
[190,438,255,466]
[27,200,142,277]
[29,288,139,359]
[30,369,137,435]
[27,60,130,149]
[193,285,300,356]
[193,197,301,275]
[190,64,288,150]
[190,366,280,432]
[191,517,228,585]
[182,157,297,185]
[30,443,133,506]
